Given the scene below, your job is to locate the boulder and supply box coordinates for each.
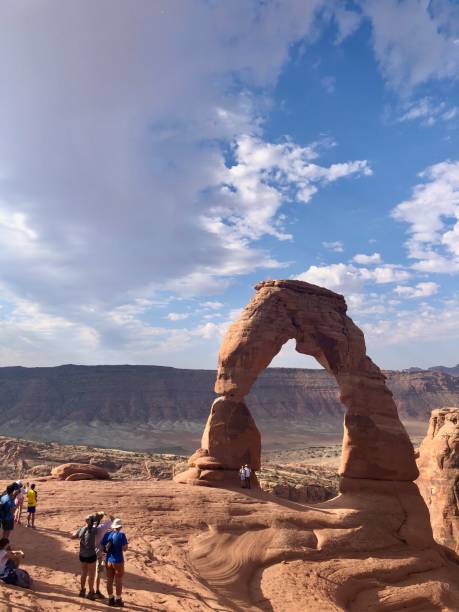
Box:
[51,463,110,480]
[65,472,97,481]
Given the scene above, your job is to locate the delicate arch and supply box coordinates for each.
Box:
[177,280,418,486]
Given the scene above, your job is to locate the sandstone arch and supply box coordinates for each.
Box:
[176,279,418,486]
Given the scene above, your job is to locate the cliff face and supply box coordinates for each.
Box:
[0,364,457,451]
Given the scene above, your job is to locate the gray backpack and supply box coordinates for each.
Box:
[79,526,96,557]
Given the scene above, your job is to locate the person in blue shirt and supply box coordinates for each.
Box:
[1,485,19,539]
[100,518,128,608]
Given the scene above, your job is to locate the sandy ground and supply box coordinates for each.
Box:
[0,479,233,611]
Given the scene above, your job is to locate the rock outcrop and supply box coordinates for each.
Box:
[177,279,417,486]
[416,407,459,554]
[51,463,110,481]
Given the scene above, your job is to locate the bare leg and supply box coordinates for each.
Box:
[87,562,96,594]
[31,512,35,528]
[96,557,103,592]
[81,563,88,590]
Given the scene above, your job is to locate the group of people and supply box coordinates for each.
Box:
[239,464,252,488]
[0,480,37,589]
[73,511,128,608]
[1,478,129,606]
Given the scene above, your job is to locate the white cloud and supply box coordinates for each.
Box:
[392,160,459,272]
[397,97,458,126]
[166,312,189,321]
[295,262,410,295]
[394,282,439,299]
[322,240,344,252]
[362,298,459,346]
[353,252,382,264]
[359,0,459,91]
[201,301,224,310]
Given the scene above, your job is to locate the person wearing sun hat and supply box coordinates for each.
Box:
[101,517,128,607]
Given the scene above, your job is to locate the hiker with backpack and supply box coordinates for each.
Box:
[72,513,102,601]
[100,517,128,608]
[1,485,19,538]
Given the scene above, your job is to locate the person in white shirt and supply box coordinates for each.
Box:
[243,465,252,489]
[94,512,114,600]
[239,466,246,488]
[14,482,26,525]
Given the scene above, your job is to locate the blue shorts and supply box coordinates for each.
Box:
[27,507,36,514]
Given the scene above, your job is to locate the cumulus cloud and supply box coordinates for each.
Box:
[353,252,382,265]
[0,0,377,363]
[392,160,459,272]
[295,262,410,295]
[394,282,439,299]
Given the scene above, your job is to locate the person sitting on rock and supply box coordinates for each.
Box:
[1,485,19,539]
[26,484,37,528]
[94,511,114,600]
[72,513,101,601]
[244,464,252,489]
[0,537,24,574]
[101,517,128,607]
[239,466,246,488]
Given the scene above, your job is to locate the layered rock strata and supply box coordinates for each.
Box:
[176,279,417,486]
[416,407,459,554]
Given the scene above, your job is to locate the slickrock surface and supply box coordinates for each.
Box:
[417,407,459,554]
[178,280,417,486]
[1,479,459,611]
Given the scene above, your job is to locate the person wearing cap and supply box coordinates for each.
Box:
[1,485,19,538]
[72,513,101,601]
[101,518,128,607]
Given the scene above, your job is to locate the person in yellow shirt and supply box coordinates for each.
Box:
[26,484,37,529]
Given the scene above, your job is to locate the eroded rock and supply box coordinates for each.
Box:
[416,407,459,554]
[51,463,110,480]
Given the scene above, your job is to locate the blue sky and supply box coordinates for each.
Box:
[0,1,458,369]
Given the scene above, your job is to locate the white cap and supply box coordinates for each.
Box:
[111,518,123,529]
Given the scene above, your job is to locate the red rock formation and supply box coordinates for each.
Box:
[176,279,417,486]
[51,463,110,480]
[416,407,459,554]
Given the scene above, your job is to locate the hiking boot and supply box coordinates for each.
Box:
[95,590,105,599]
[114,599,124,607]
[108,596,116,606]
[87,591,97,601]
[78,588,86,598]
